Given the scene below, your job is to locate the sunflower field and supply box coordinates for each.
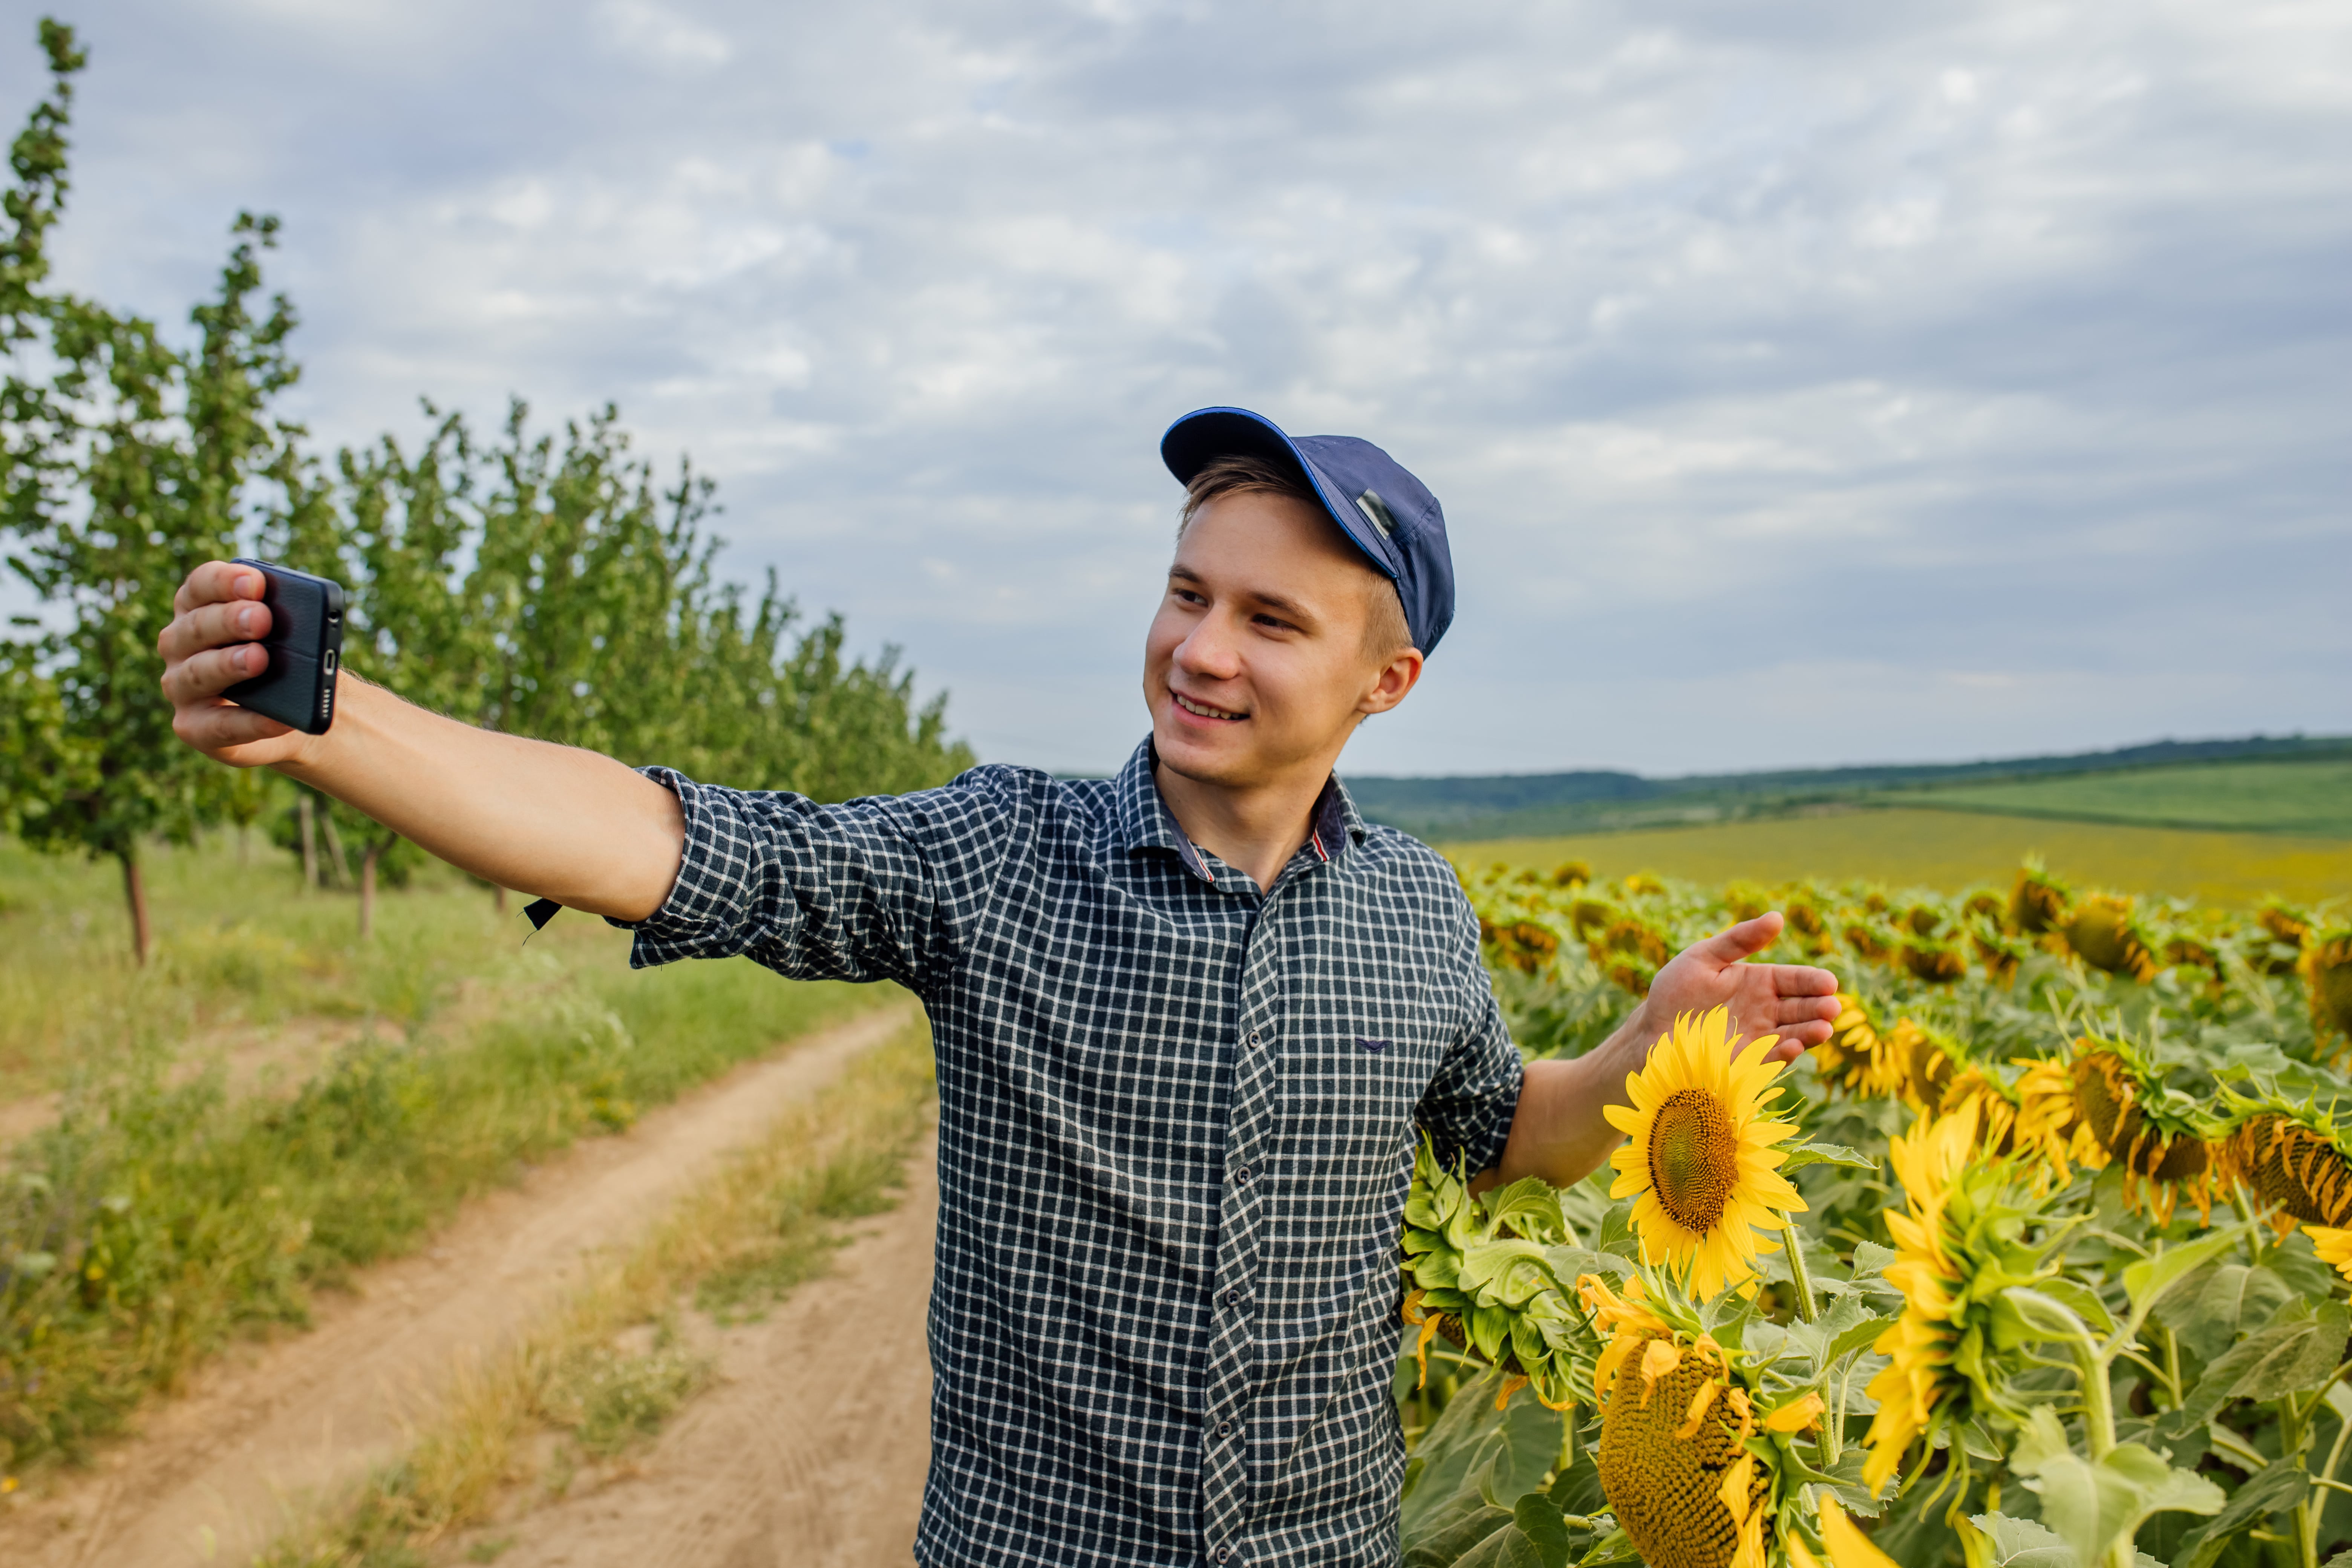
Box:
[1396,856,2352,1568]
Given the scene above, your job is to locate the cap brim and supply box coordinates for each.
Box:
[1159,407,1404,580]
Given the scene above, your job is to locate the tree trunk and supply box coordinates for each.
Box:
[120,850,151,966]
[495,884,509,916]
[238,822,251,867]
[298,793,318,890]
[360,839,380,940]
[319,808,352,890]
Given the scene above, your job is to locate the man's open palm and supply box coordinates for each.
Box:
[1640,913,1839,1064]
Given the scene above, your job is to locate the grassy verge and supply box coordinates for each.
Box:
[0,936,890,1478]
[0,835,647,1096]
[253,1017,937,1568]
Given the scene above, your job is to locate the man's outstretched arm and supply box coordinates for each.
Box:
[161,560,685,920]
[1493,913,1841,1189]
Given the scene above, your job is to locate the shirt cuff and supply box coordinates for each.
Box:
[602,766,749,967]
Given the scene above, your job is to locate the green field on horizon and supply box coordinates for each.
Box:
[1446,806,2352,907]
[1894,758,2352,837]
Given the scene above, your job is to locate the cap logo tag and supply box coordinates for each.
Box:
[1354,489,1397,539]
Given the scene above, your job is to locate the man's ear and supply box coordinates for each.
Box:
[1360,646,1424,717]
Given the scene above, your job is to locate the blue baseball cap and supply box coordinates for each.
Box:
[1159,406,1455,656]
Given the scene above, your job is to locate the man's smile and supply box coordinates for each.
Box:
[1172,690,1249,722]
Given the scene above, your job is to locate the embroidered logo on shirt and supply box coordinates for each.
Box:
[1357,1037,1390,1054]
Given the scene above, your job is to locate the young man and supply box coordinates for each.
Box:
[159,406,1840,1566]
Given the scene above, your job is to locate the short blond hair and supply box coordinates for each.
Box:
[1178,455,1414,660]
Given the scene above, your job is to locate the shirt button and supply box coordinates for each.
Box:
[1217,1419,1233,1436]
[1246,1030,1261,1048]
[1226,1289,1242,1308]
[1215,1550,1232,1565]
[1234,1165,1251,1183]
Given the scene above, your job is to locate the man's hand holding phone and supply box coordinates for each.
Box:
[158,560,325,768]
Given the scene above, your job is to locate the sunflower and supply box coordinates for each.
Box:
[2260,898,2314,948]
[1815,994,1903,1100]
[1600,915,1672,969]
[1960,887,2005,925]
[2223,1102,2352,1235]
[1898,938,1967,985]
[1490,919,1560,975]
[1970,924,2027,986]
[1606,1009,1806,1298]
[1724,879,1772,923]
[1551,859,1592,888]
[2302,928,2352,1054]
[2009,859,2071,935]
[1888,1017,1960,1112]
[2062,894,2159,983]
[2070,1038,2220,1223]
[2010,1056,2106,1189]
[2249,899,2311,975]
[1843,922,1895,963]
[1939,1066,2022,1161]
[1583,1279,1775,1568]
[2306,1225,2352,1286]
[1861,1101,2062,1497]
[1786,1494,1900,1568]
[1398,1137,1593,1410]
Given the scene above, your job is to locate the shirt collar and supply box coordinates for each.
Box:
[1114,737,1368,884]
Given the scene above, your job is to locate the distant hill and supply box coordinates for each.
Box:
[1343,733,2352,842]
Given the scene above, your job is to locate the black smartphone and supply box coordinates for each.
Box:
[222,557,345,735]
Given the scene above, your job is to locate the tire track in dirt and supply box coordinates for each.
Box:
[0,999,918,1568]
[467,1127,938,1568]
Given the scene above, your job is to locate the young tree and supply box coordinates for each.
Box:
[0,22,302,960]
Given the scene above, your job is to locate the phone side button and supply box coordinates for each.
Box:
[324,649,338,675]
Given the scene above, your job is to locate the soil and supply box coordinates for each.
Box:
[461,1127,938,1568]
[0,1001,922,1568]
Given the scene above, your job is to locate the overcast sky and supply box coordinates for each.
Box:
[8,0,2347,776]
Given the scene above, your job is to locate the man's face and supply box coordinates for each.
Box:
[1144,490,1419,789]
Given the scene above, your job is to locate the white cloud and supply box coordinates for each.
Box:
[594,0,733,70]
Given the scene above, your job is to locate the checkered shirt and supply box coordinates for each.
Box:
[616,738,1524,1567]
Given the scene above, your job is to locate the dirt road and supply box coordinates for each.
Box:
[469,1129,938,1568]
[0,1001,922,1568]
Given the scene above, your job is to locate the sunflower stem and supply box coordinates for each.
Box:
[1784,1227,1819,1323]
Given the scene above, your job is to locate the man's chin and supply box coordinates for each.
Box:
[1152,720,1260,787]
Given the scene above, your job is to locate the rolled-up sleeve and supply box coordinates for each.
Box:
[611,764,1025,991]
[1413,904,1524,1175]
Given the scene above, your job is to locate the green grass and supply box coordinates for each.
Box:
[0,833,651,1096]
[1895,758,2352,836]
[0,832,894,1479]
[1448,808,2352,907]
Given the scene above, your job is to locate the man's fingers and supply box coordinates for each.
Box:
[173,560,266,617]
[1776,1018,1834,1051]
[163,643,268,705]
[1697,912,1783,965]
[1773,963,1840,997]
[159,597,272,663]
[172,696,291,752]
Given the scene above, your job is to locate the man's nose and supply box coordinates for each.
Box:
[1173,615,1242,680]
